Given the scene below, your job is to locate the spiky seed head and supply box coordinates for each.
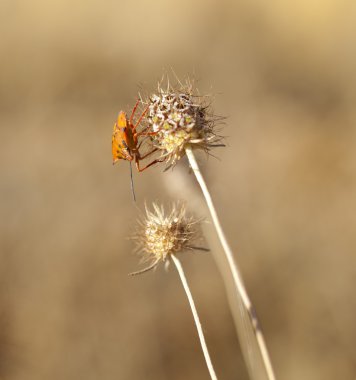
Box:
[134,203,199,266]
[146,80,224,166]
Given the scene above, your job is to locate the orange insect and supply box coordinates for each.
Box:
[112,100,160,200]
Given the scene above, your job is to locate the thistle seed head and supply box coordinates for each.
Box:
[146,80,224,166]
[133,203,200,266]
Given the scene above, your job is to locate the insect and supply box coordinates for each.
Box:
[112,100,161,200]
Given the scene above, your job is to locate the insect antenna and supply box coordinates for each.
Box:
[129,161,137,202]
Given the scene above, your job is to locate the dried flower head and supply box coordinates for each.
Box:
[146,78,224,166]
[130,203,204,275]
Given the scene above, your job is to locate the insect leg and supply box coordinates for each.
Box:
[135,125,150,137]
[136,157,164,172]
[133,104,149,132]
[138,147,158,160]
[136,130,157,138]
[129,99,141,125]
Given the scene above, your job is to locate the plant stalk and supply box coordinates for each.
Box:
[185,145,276,380]
[171,254,218,380]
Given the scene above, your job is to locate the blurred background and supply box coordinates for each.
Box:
[1,0,356,379]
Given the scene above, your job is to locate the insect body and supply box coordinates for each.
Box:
[112,111,138,163]
[112,100,159,171]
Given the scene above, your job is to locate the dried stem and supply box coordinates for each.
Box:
[185,145,276,380]
[171,254,218,380]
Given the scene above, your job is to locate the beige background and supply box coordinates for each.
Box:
[1,0,356,379]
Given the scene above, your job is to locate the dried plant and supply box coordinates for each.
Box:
[130,203,200,275]
[122,75,276,380]
[141,77,276,380]
[130,203,218,380]
[145,77,224,167]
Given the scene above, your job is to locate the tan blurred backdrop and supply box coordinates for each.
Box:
[1,0,356,379]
